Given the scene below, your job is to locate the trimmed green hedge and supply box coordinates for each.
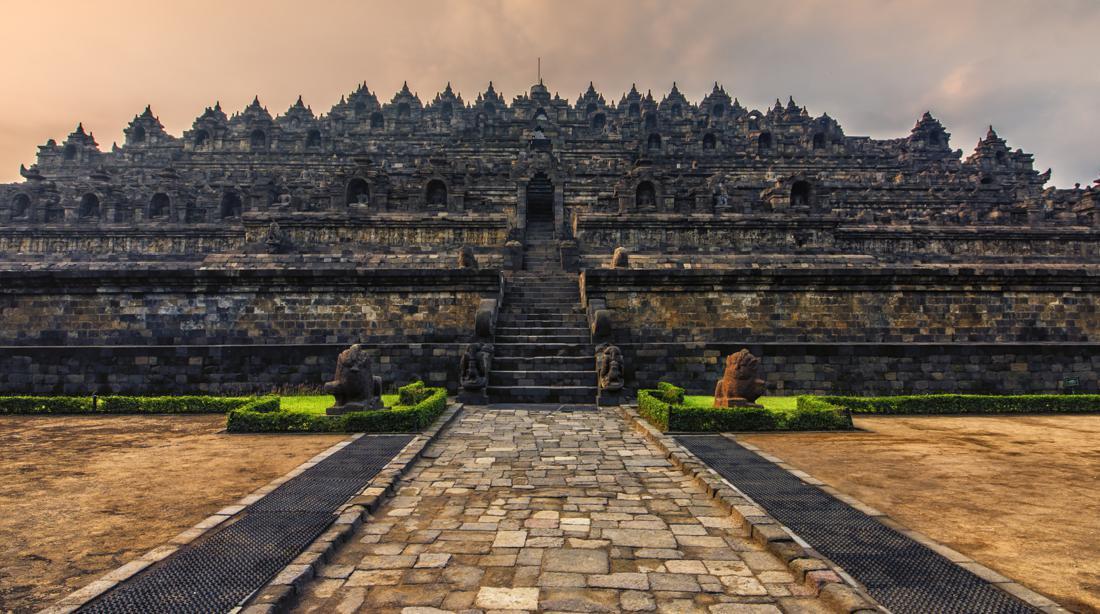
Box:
[638,390,672,431]
[398,380,432,405]
[656,382,685,404]
[0,396,93,414]
[638,383,852,432]
[226,386,448,433]
[0,395,257,415]
[820,394,1100,415]
[99,396,257,414]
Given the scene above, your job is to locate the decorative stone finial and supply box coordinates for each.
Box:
[611,247,629,268]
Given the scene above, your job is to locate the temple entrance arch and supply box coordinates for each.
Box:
[526,173,554,222]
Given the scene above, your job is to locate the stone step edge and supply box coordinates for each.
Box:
[234,402,466,614]
[617,405,881,614]
[726,435,1069,614]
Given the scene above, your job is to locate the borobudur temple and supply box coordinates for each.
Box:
[2,79,1098,400]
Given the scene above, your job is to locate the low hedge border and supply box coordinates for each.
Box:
[821,393,1100,415]
[638,384,852,432]
[225,383,448,433]
[0,395,259,415]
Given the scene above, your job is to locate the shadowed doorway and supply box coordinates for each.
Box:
[526,173,554,222]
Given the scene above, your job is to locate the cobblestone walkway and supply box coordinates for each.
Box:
[294,407,828,613]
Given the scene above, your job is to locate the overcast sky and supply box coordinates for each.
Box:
[0,0,1096,186]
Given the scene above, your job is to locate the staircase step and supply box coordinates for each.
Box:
[497,321,589,329]
[496,326,589,335]
[496,334,591,344]
[503,303,580,310]
[501,309,584,317]
[494,342,592,358]
[490,370,597,387]
[493,356,593,371]
[488,386,597,404]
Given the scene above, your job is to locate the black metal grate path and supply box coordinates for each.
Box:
[79,434,413,614]
[676,435,1040,614]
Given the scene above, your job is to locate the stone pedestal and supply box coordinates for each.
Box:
[597,390,622,407]
[712,398,764,410]
[326,399,381,416]
[458,389,489,405]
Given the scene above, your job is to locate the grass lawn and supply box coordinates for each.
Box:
[279,394,399,415]
[684,395,798,411]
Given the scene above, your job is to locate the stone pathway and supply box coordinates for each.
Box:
[293,407,828,613]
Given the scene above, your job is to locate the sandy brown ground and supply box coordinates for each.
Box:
[0,414,345,613]
[740,415,1100,613]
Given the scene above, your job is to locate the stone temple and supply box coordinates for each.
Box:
[1,79,1098,401]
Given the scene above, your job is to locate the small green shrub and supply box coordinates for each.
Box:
[820,394,1100,415]
[398,380,430,405]
[656,382,685,404]
[637,390,671,431]
[788,397,853,430]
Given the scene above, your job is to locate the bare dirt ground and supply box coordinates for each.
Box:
[740,415,1100,613]
[0,414,345,613]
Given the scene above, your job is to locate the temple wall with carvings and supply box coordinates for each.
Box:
[0,268,499,347]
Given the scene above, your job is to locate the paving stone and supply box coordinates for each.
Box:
[588,572,649,590]
[345,569,402,586]
[492,529,528,548]
[543,548,609,574]
[539,587,621,612]
[649,572,703,592]
[664,559,709,574]
[475,586,540,610]
[601,528,677,549]
[622,589,658,611]
[538,571,587,587]
[415,553,451,568]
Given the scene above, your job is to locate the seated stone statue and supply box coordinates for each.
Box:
[595,343,624,393]
[458,246,478,269]
[713,349,767,408]
[324,344,382,415]
[264,221,293,254]
[460,342,493,391]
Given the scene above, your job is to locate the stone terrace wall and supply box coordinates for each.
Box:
[0,214,508,259]
[574,214,1100,261]
[583,266,1100,344]
[0,267,500,394]
[0,225,243,259]
[0,343,464,396]
[582,266,1100,394]
[242,212,510,249]
[0,268,499,346]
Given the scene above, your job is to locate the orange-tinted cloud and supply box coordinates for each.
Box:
[0,0,1096,185]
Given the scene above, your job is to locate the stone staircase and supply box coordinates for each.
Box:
[489,220,597,404]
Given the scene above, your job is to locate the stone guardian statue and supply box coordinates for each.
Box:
[324,344,383,415]
[713,349,767,408]
[458,342,493,405]
[595,342,625,406]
